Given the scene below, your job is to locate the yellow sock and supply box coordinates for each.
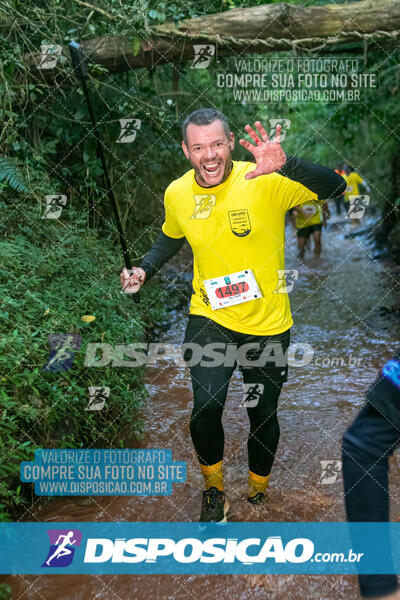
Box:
[248,470,270,497]
[200,460,224,491]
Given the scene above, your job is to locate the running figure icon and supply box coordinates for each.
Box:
[45,531,77,566]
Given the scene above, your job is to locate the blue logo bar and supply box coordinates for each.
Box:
[0,522,399,575]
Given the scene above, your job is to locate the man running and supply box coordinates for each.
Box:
[293,198,329,259]
[342,352,400,599]
[344,165,371,208]
[121,108,345,522]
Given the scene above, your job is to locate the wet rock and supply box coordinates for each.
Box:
[344,224,375,238]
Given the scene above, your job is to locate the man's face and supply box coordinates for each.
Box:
[182,120,235,187]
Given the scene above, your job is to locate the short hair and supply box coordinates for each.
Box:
[182,108,231,146]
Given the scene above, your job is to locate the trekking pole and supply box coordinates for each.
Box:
[68,41,140,303]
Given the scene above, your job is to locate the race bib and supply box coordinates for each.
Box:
[203,269,262,310]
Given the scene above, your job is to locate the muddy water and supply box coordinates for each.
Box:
[7,216,400,599]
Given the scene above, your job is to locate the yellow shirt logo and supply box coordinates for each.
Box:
[228,209,251,237]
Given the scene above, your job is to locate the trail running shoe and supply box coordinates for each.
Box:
[248,492,265,505]
[199,486,229,522]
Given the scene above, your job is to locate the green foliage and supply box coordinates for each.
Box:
[0,200,175,520]
[0,158,28,192]
[0,584,11,600]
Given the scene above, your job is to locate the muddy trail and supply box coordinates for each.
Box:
[6,215,400,599]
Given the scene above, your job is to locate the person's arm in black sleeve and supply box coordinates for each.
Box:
[139,231,185,282]
[278,155,346,199]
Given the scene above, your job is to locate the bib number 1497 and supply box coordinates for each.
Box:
[203,269,262,310]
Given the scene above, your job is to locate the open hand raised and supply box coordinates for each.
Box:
[239,121,287,180]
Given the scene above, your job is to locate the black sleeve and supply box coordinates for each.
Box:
[139,231,185,282]
[277,155,346,199]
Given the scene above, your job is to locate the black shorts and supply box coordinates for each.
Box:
[183,315,290,383]
[297,223,322,238]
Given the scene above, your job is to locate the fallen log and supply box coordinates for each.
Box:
[25,0,400,77]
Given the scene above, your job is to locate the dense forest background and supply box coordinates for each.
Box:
[0,0,399,526]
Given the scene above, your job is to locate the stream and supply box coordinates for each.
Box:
[6,214,400,599]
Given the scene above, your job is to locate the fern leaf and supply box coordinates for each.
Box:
[0,158,28,193]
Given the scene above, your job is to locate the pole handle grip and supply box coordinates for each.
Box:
[69,41,88,80]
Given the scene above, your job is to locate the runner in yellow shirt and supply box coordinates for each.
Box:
[293,198,329,259]
[344,165,370,205]
[121,108,346,522]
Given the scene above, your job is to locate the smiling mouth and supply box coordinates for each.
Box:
[202,162,223,176]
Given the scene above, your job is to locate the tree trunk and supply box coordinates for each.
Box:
[27,0,400,76]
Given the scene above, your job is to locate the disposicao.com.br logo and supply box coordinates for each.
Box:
[0,522,377,574]
[82,535,361,565]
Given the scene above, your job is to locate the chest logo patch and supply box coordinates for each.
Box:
[190,194,216,219]
[229,209,251,237]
